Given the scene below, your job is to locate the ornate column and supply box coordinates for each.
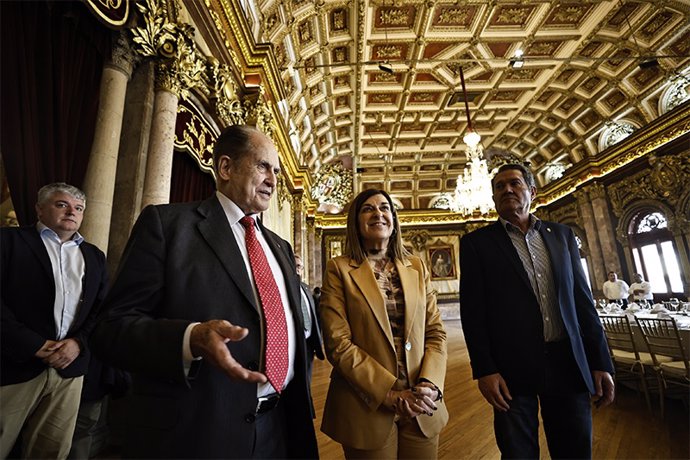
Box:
[588,182,623,275]
[671,215,690,294]
[308,222,323,288]
[130,3,205,208]
[574,189,606,293]
[140,66,180,208]
[81,32,135,252]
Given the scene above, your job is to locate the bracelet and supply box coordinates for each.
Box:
[418,379,443,402]
[431,383,443,402]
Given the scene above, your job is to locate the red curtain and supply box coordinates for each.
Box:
[169,151,216,203]
[1,1,111,225]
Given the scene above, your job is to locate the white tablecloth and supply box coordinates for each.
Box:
[598,310,690,356]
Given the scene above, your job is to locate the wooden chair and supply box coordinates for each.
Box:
[599,315,653,411]
[634,317,690,417]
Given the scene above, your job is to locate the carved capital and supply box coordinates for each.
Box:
[132,0,204,98]
[573,189,590,207]
[588,182,607,200]
[109,30,137,78]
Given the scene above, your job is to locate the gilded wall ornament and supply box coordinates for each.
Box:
[310,162,353,211]
[174,100,219,176]
[131,0,204,98]
[599,121,636,151]
[404,230,431,252]
[276,175,291,211]
[608,153,690,218]
[244,87,275,138]
[204,59,245,126]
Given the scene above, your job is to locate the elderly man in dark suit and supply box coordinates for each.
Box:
[91,125,318,458]
[1,183,108,459]
[460,163,615,459]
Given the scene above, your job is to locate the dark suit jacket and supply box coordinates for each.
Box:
[1,226,108,385]
[300,281,324,364]
[459,220,613,395]
[91,196,318,459]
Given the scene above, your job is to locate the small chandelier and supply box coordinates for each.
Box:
[451,67,494,216]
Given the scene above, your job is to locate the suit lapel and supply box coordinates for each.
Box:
[19,227,53,279]
[349,259,395,348]
[539,223,563,292]
[490,221,533,292]
[196,197,258,311]
[395,258,419,344]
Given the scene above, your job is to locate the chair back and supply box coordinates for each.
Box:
[600,314,640,358]
[634,317,688,366]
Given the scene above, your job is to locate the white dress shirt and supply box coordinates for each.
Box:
[602,279,630,300]
[183,192,296,396]
[629,281,653,301]
[38,223,85,340]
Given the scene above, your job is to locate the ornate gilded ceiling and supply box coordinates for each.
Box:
[196,0,690,211]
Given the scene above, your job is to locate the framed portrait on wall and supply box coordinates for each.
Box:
[428,245,456,281]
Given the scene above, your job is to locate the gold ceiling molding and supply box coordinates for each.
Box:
[534,101,690,209]
[204,0,314,205]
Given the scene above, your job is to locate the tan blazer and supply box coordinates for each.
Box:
[320,255,449,450]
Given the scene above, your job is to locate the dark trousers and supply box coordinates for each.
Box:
[494,341,593,459]
[252,396,288,458]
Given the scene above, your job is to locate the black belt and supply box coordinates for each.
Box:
[256,393,280,414]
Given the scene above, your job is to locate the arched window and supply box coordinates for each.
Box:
[628,211,684,298]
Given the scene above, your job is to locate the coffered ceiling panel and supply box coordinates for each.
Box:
[236,0,690,210]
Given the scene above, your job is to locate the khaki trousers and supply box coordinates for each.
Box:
[0,369,83,459]
[343,417,439,460]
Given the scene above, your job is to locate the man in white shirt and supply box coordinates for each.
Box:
[629,273,653,302]
[1,183,108,459]
[602,271,630,308]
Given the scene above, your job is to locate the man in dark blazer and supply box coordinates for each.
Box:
[293,254,324,380]
[91,125,319,459]
[460,163,615,459]
[1,183,108,459]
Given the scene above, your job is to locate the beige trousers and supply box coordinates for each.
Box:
[343,417,439,460]
[0,369,83,459]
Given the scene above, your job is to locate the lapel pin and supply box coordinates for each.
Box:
[546,227,551,232]
[405,342,412,351]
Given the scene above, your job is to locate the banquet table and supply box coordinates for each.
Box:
[598,309,690,356]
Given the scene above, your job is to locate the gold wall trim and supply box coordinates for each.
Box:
[535,102,690,209]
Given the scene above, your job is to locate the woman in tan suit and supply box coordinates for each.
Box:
[320,189,449,459]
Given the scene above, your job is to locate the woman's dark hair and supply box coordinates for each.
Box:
[344,189,408,263]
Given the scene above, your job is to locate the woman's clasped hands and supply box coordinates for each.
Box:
[385,385,438,418]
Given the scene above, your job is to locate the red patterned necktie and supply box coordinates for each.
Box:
[240,216,289,393]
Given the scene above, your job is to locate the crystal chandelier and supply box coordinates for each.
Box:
[453,131,493,215]
[450,67,494,216]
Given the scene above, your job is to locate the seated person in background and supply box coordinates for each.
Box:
[628,273,653,303]
[602,271,630,308]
